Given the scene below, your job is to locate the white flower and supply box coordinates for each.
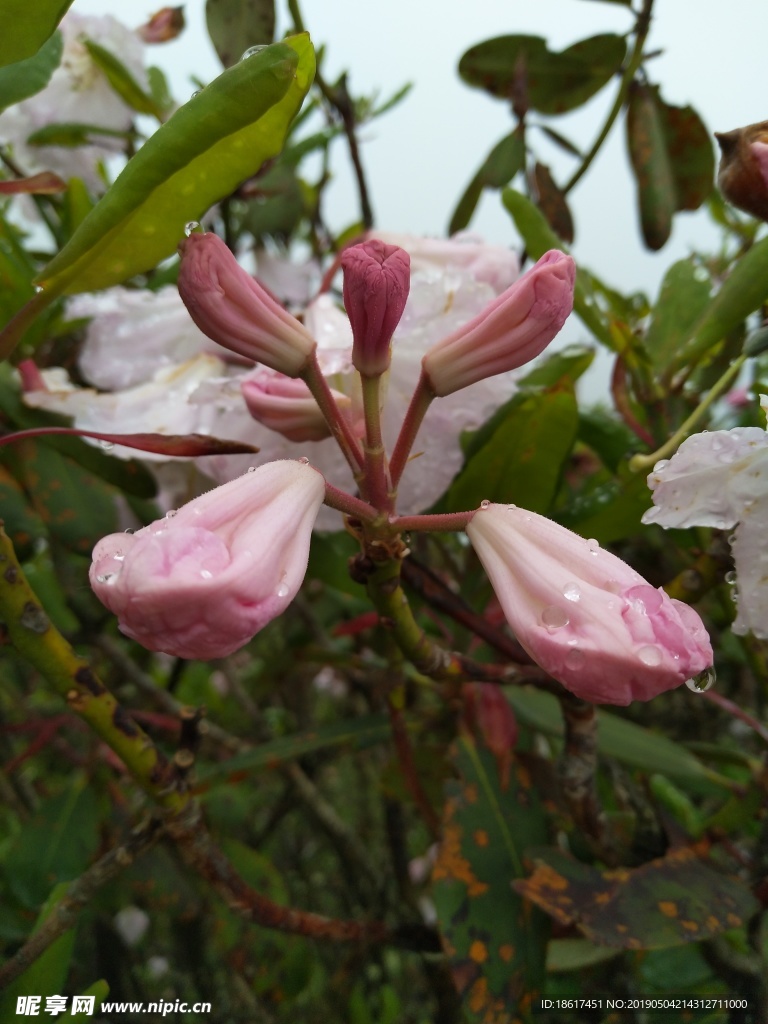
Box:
[643,397,768,639]
[0,13,147,189]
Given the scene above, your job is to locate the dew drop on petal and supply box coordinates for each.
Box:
[247,466,257,473]
[605,579,623,595]
[298,456,310,465]
[184,221,201,237]
[563,582,581,602]
[96,573,117,585]
[276,582,290,598]
[99,440,114,451]
[166,509,177,518]
[113,553,125,562]
[587,538,599,555]
[200,569,213,580]
[565,648,585,670]
[685,667,716,693]
[541,606,569,629]
[506,504,517,511]
[652,459,670,472]
[480,499,490,509]
[724,570,738,585]
[124,528,135,535]
[240,45,267,60]
[637,644,662,667]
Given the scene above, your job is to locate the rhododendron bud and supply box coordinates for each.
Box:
[178,232,316,376]
[241,370,350,442]
[90,460,325,659]
[466,504,712,705]
[421,250,575,397]
[716,121,768,222]
[341,239,410,376]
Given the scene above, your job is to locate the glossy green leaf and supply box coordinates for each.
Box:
[35,35,315,295]
[518,344,595,389]
[206,0,275,68]
[645,259,712,369]
[546,938,622,972]
[440,387,578,515]
[577,407,638,473]
[515,845,758,949]
[502,189,618,351]
[449,129,525,233]
[459,34,626,115]
[557,473,654,544]
[432,737,550,1021]
[3,780,100,909]
[0,31,62,113]
[0,1,72,67]
[671,235,768,373]
[83,39,165,119]
[27,122,137,147]
[506,687,731,794]
[197,715,391,785]
[626,81,676,251]
[0,884,75,1013]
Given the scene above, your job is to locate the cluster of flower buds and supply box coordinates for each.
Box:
[87,229,713,706]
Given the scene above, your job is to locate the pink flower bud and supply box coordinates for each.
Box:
[241,369,350,442]
[90,460,325,659]
[178,233,316,376]
[421,250,575,397]
[466,504,712,705]
[341,239,410,376]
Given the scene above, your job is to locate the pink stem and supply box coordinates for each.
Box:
[388,370,434,489]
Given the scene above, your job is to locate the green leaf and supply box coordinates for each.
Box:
[515,845,758,949]
[3,780,100,909]
[432,737,550,1021]
[0,884,75,1014]
[206,0,276,68]
[440,387,578,515]
[533,162,574,243]
[645,259,712,369]
[459,34,626,115]
[557,472,654,545]
[71,981,110,1020]
[577,406,637,473]
[35,35,315,296]
[0,465,47,556]
[0,30,62,113]
[671,235,768,373]
[657,93,714,212]
[83,39,165,119]
[502,189,618,351]
[546,938,622,972]
[506,687,731,794]
[518,344,595,389]
[626,81,676,251]
[449,129,525,233]
[27,122,138,147]
[0,1,72,67]
[197,715,391,785]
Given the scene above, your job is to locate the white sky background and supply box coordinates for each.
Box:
[69,0,767,398]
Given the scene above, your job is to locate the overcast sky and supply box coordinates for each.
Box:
[69,0,767,395]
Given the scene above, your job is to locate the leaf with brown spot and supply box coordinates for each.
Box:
[513,845,758,949]
[533,162,574,243]
[432,736,549,1023]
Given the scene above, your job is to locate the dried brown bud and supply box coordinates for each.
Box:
[715,120,768,221]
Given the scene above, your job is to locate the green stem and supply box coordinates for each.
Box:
[0,525,189,815]
[361,374,392,511]
[628,354,746,474]
[389,370,434,489]
[563,0,654,195]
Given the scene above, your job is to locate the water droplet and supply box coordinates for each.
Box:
[725,570,738,585]
[298,456,310,465]
[200,569,213,580]
[96,572,117,585]
[34,284,44,294]
[190,89,201,99]
[184,221,201,237]
[240,45,267,60]
[247,466,257,473]
[153,528,167,537]
[685,667,716,693]
[653,459,670,472]
[565,648,585,670]
[99,440,114,451]
[541,606,569,629]
[276,582,290,598]
[124,528,135,535]
[480,499,490,509]
[605,579,623,595]
[563,582,581,602]
[113,552,125,562]
[506,504,517,511]
[637,644,662,667]
[166,509,177,518]
[587,538,599,555]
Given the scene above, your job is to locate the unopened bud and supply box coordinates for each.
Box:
[178,232,316,377]
[241,369,350,442]
[341,240,410,377]
[421,249,575,397]
[716,121,768,222]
